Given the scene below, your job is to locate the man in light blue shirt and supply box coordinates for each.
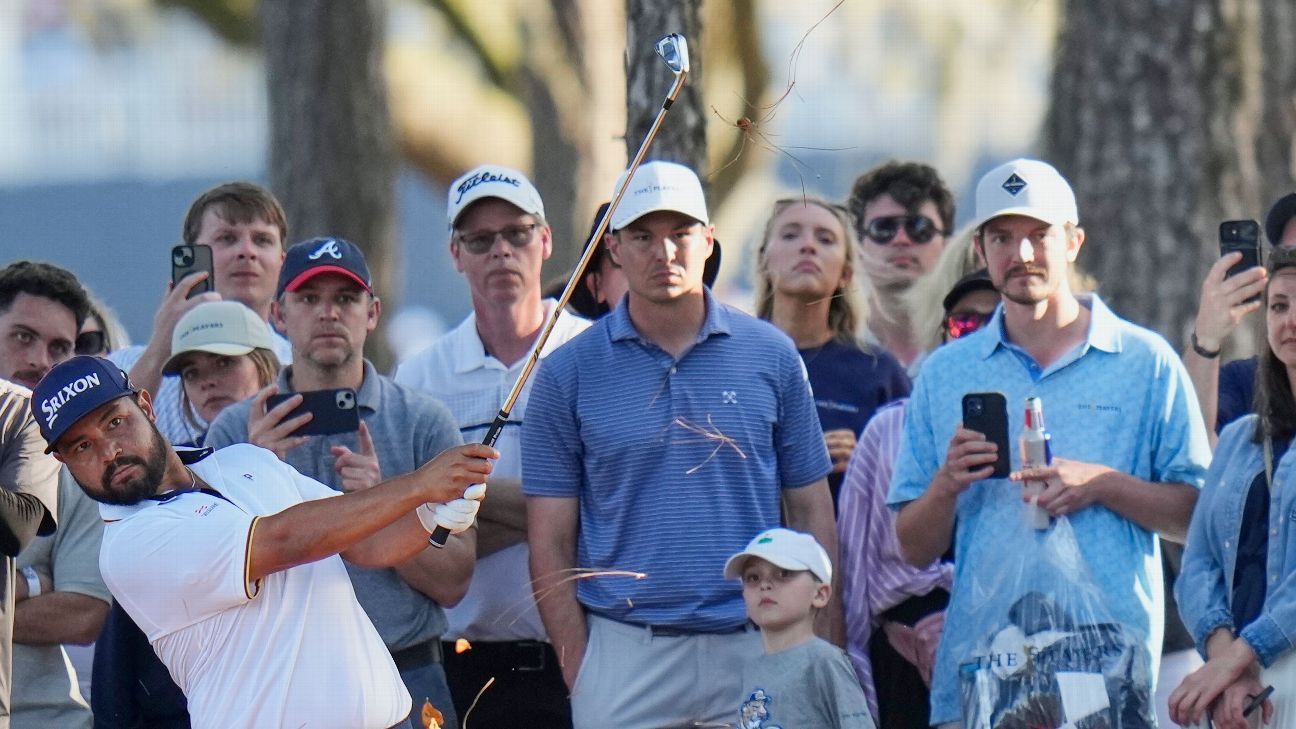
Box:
[888,159,1211,727]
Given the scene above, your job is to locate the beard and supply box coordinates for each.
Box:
[94,425,170,506]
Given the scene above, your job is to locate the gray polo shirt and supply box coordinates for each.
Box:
[205,360,462,651]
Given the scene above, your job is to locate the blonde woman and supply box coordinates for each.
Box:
[755,196,909,504]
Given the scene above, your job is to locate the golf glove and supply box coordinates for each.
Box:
[417,483,485,535]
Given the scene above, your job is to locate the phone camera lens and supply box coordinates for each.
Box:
[967,399,984,416]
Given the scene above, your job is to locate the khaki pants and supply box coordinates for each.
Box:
[570,613,763,729]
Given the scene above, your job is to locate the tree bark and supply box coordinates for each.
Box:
[624,0,706,172]
[1043,0,1296,354]
[261,0,397,369]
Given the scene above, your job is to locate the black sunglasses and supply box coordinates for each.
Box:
[862,215,945,245]
[74,330,107,356]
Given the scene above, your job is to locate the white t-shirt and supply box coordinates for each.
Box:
[394,302,589,641]
[98,444,409,729]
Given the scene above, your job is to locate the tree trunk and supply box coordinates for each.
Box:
[624,0,706,172]
[1043,0,1296,356]
[261,0,397,370]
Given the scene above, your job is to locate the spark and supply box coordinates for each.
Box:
[494,568,648,628]
[672,415,748,474]
[461,677,495,729]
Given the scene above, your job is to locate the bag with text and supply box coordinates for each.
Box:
[955,516,1154,729]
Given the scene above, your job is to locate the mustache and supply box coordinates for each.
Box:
[1006,265,1047,278]
[102,455,149,489]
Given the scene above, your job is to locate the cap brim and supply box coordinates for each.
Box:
[44,390,134,453]
[162,343,258,375]
[723,549,810,580]
[971,207,1074,233]
[942,276,997,313]
[282,267,372,295]
[1266,194,1296,246]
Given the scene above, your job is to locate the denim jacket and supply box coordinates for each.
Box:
[1176,414,1296,666]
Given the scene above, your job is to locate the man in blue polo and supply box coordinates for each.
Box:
[889,159,1211,727]
[522,161,838,729]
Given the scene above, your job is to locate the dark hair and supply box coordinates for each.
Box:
[846,161,955,239]
[1256,249,1296,443]
[183,182,288,248]
[0,261,92,329]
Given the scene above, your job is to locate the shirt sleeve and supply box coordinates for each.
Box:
[887,371,941,508]
[818,647,878,729]
[1151,352,1212,489]
[203,402,250,449]
[0,389,58,539]
[521,358,584,498]
[776,348,833,488]
[102,498,258,640]
[49,469,110,602]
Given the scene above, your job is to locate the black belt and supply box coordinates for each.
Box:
[442,639,550,672]
[390,640,443,672]
[609,617,756,637]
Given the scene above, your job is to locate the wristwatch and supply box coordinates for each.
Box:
[20,566,41,598]
[1191,332,1221,359]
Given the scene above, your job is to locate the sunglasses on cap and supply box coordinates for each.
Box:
[862,215,945,245]
[943,311,992,340]
[456,223,539,255]
[74,330,108,356]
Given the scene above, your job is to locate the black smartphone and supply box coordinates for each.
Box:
[171,244,215,297]
[266,388,359,437]
[1220,219,1262,277]
[962,392,1011,479]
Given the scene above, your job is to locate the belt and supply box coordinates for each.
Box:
[442,639,550,672]
[390,639,443,672]
[611,617,756,638]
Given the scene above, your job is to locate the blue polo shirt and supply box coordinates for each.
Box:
[887,294,1211,724]
[522,291,832,631]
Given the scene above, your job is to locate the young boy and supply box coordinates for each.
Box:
[725,528,876,729]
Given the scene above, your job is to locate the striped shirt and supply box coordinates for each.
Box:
[837,398,953,719]
[108,330,292,446]
[522,291,832,630]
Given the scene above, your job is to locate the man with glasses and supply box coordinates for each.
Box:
[207,238,475,728]
[523,161,838,729]
[889,159,1210,728]
[0,261,109,729]
[394,165,587,727]
[847,161,956,371]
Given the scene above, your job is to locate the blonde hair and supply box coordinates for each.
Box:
[180,348,281,430]
[755,196,869,344]
[904,225,983,354]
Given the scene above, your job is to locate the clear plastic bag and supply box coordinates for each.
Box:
[955,516,1155,729]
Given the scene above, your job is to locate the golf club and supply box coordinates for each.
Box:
[430,33,691,547]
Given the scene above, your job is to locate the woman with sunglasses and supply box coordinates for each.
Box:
[755,196,910,505]
[837,268,996,729]
[74,293,130,357]
[1170,249,1296,728]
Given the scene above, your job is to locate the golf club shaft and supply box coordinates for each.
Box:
[429,50,690,547]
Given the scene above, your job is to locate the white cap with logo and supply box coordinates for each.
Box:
[162,301,275,375]
[610,160,709,231]
[972,158,1079,232]
[447,164,546,229]
[724,527,832,583]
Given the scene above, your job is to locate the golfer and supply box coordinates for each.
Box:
[30,356,495,729]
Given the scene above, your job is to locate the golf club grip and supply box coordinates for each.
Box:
[428,411,510,547]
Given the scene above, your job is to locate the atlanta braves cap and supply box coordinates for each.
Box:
[447,164,546,229]
[610,160,709,231]
[276,237,373,299]
[724,527,832,583]
[31,356,137,453]
[971,158,1079,232]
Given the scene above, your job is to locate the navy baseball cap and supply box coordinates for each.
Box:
[30,356,137,453]
[276,237,373,298]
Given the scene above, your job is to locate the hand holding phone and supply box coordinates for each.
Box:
[266,388,360,437]
[1220,220,1262,302]
[961,392,1011,479]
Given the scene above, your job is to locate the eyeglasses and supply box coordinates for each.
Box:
[943,311,991,340]
[456,223,539,255]
[74,330,107,356]
[862,215,945,245]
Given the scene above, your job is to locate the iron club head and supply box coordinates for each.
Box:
[655,33,689,75]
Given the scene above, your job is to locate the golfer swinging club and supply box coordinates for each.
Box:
[30,356,496,729]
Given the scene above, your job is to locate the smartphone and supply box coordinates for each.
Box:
[171,244,215,297]
[1220,218,1261,276]
[962,392,1011,479]
[266,388,359,437]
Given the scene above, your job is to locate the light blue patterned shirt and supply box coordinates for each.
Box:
[887,294,1210,724]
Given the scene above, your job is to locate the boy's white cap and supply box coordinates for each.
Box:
[724,528,832,583]
[447,164,545,229]
[610,160,709,230]
[971,158,1079,232]
[162,301,274,375]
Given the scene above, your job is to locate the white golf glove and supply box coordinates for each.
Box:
[416,483,487,535]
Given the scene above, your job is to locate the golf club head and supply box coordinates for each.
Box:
[656,33,689,75]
